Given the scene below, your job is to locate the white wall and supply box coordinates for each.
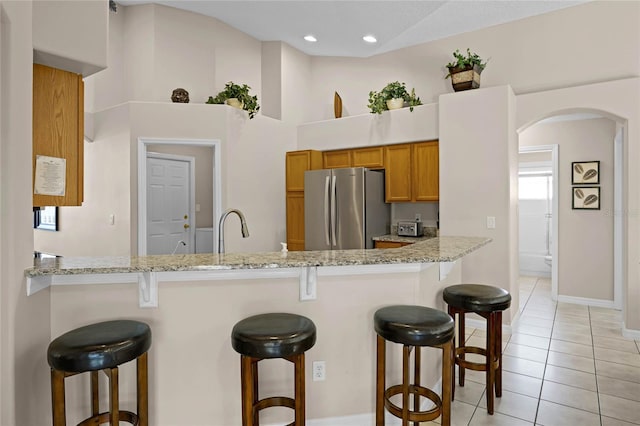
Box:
[32,0,108,76]
[520,118,616,301]
[1,2,51,425]
[307,1,640,121]
[439,86,519,324]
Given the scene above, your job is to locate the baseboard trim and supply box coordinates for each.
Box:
[623,324,640,340]
[556,295,616,309]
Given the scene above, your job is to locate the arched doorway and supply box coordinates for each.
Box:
[518,111,623,309]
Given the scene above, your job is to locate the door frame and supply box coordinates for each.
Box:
[519,144,559,300]
[137,138,222,255]
[146,151,196,254]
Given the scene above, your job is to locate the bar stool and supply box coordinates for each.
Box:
[47,320,152,426]
[231,313,317,426]
[443,284,511,414]
[374,305,454,426]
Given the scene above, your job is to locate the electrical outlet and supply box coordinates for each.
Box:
[486,216,496,229]
[415,213,421,222]
[312,361,326,381]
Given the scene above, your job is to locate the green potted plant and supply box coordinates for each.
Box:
[367,81,422,114]
[207,81,260,119]
[445,48,488,92]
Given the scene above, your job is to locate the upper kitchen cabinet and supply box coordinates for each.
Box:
[323,149,352,169]
[33,64,84,207]
[384,141,439,203]
[352,146,384,169]
[286,150,322,192]
[33,0,108,77]
[413,141,439,201]
[384,144,413,202]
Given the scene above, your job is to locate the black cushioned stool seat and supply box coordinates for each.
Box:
[47,320,152,426]
[443,284,511,415]
[231,313,316,426]
[374,305,454,426]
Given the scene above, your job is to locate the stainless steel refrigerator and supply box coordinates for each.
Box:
[304,167,390,250]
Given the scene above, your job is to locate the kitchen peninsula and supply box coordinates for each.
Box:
[26,236,489,425]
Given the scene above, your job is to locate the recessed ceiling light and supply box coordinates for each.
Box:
[304,35,317,42]
[363,35,377,43]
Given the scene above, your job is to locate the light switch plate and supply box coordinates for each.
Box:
[486,216,496,229]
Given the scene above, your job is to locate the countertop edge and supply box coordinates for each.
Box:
[26,236,492,278]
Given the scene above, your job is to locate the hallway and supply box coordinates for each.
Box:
[427,276,640,426]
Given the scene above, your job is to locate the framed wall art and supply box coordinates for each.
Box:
[572,161,599,184]
[572,186,600,210]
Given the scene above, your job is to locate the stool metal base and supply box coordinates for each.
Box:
[240,353,305,426]
[376,335,452,426]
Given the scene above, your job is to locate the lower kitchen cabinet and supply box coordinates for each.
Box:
[374,241,412,249]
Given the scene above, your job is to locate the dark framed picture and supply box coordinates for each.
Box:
[34,206,58,231]
[572,187,600,210]
[572,161,599,184]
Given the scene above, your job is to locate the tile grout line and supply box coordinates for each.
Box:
[588,305,604,426]
[532,276,556,426]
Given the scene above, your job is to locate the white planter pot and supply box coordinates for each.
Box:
[226,98,244,109]
[386,98,404,110]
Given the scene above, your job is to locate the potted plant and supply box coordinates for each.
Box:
[367,81,422,114]
[445,48,488,92]
[207,81,260,119]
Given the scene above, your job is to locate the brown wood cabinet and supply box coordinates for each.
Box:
[413,141,439,201]
[285,150,322,251]
[33,63,84,207]
[374,241,412,249]
[323,149,352,169]
[384,144,413,202]
[352,146,384,169]
[384,141,439,203]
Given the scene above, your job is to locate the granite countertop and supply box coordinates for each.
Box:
[372,234,436,244]
[25,236,491,278]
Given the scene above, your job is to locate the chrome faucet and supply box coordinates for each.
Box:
[217,208,250,254]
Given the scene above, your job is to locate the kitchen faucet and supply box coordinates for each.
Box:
[218,208,250,254]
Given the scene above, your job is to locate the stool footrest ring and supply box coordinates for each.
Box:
[254,396,295,411]
[384,384,442,422]
[455,346,499,372]
[77,411,138,426]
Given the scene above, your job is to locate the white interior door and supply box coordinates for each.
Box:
[146,153,195,254]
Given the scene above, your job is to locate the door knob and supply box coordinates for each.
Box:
[184,224,190,229]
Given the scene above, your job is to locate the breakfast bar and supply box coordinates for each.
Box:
[27,237,490,425]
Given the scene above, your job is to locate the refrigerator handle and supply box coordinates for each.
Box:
[324,176,331,246]
[330,174,337,246]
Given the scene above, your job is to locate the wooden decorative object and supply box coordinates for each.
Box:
[334,92,343,118]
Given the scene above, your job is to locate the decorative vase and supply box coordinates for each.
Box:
[447,64,483,92]
[226,98,244,109]
[386,98,404,110]
[334,92,343,118]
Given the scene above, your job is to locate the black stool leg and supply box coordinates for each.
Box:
[51,369,66,426]
[137,352,149,426]
[376,335,386,426]
[441,338,452,426]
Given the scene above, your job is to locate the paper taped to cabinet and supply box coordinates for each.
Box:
[34,155,66,196]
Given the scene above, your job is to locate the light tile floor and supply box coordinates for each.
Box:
[425,276,640,426]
